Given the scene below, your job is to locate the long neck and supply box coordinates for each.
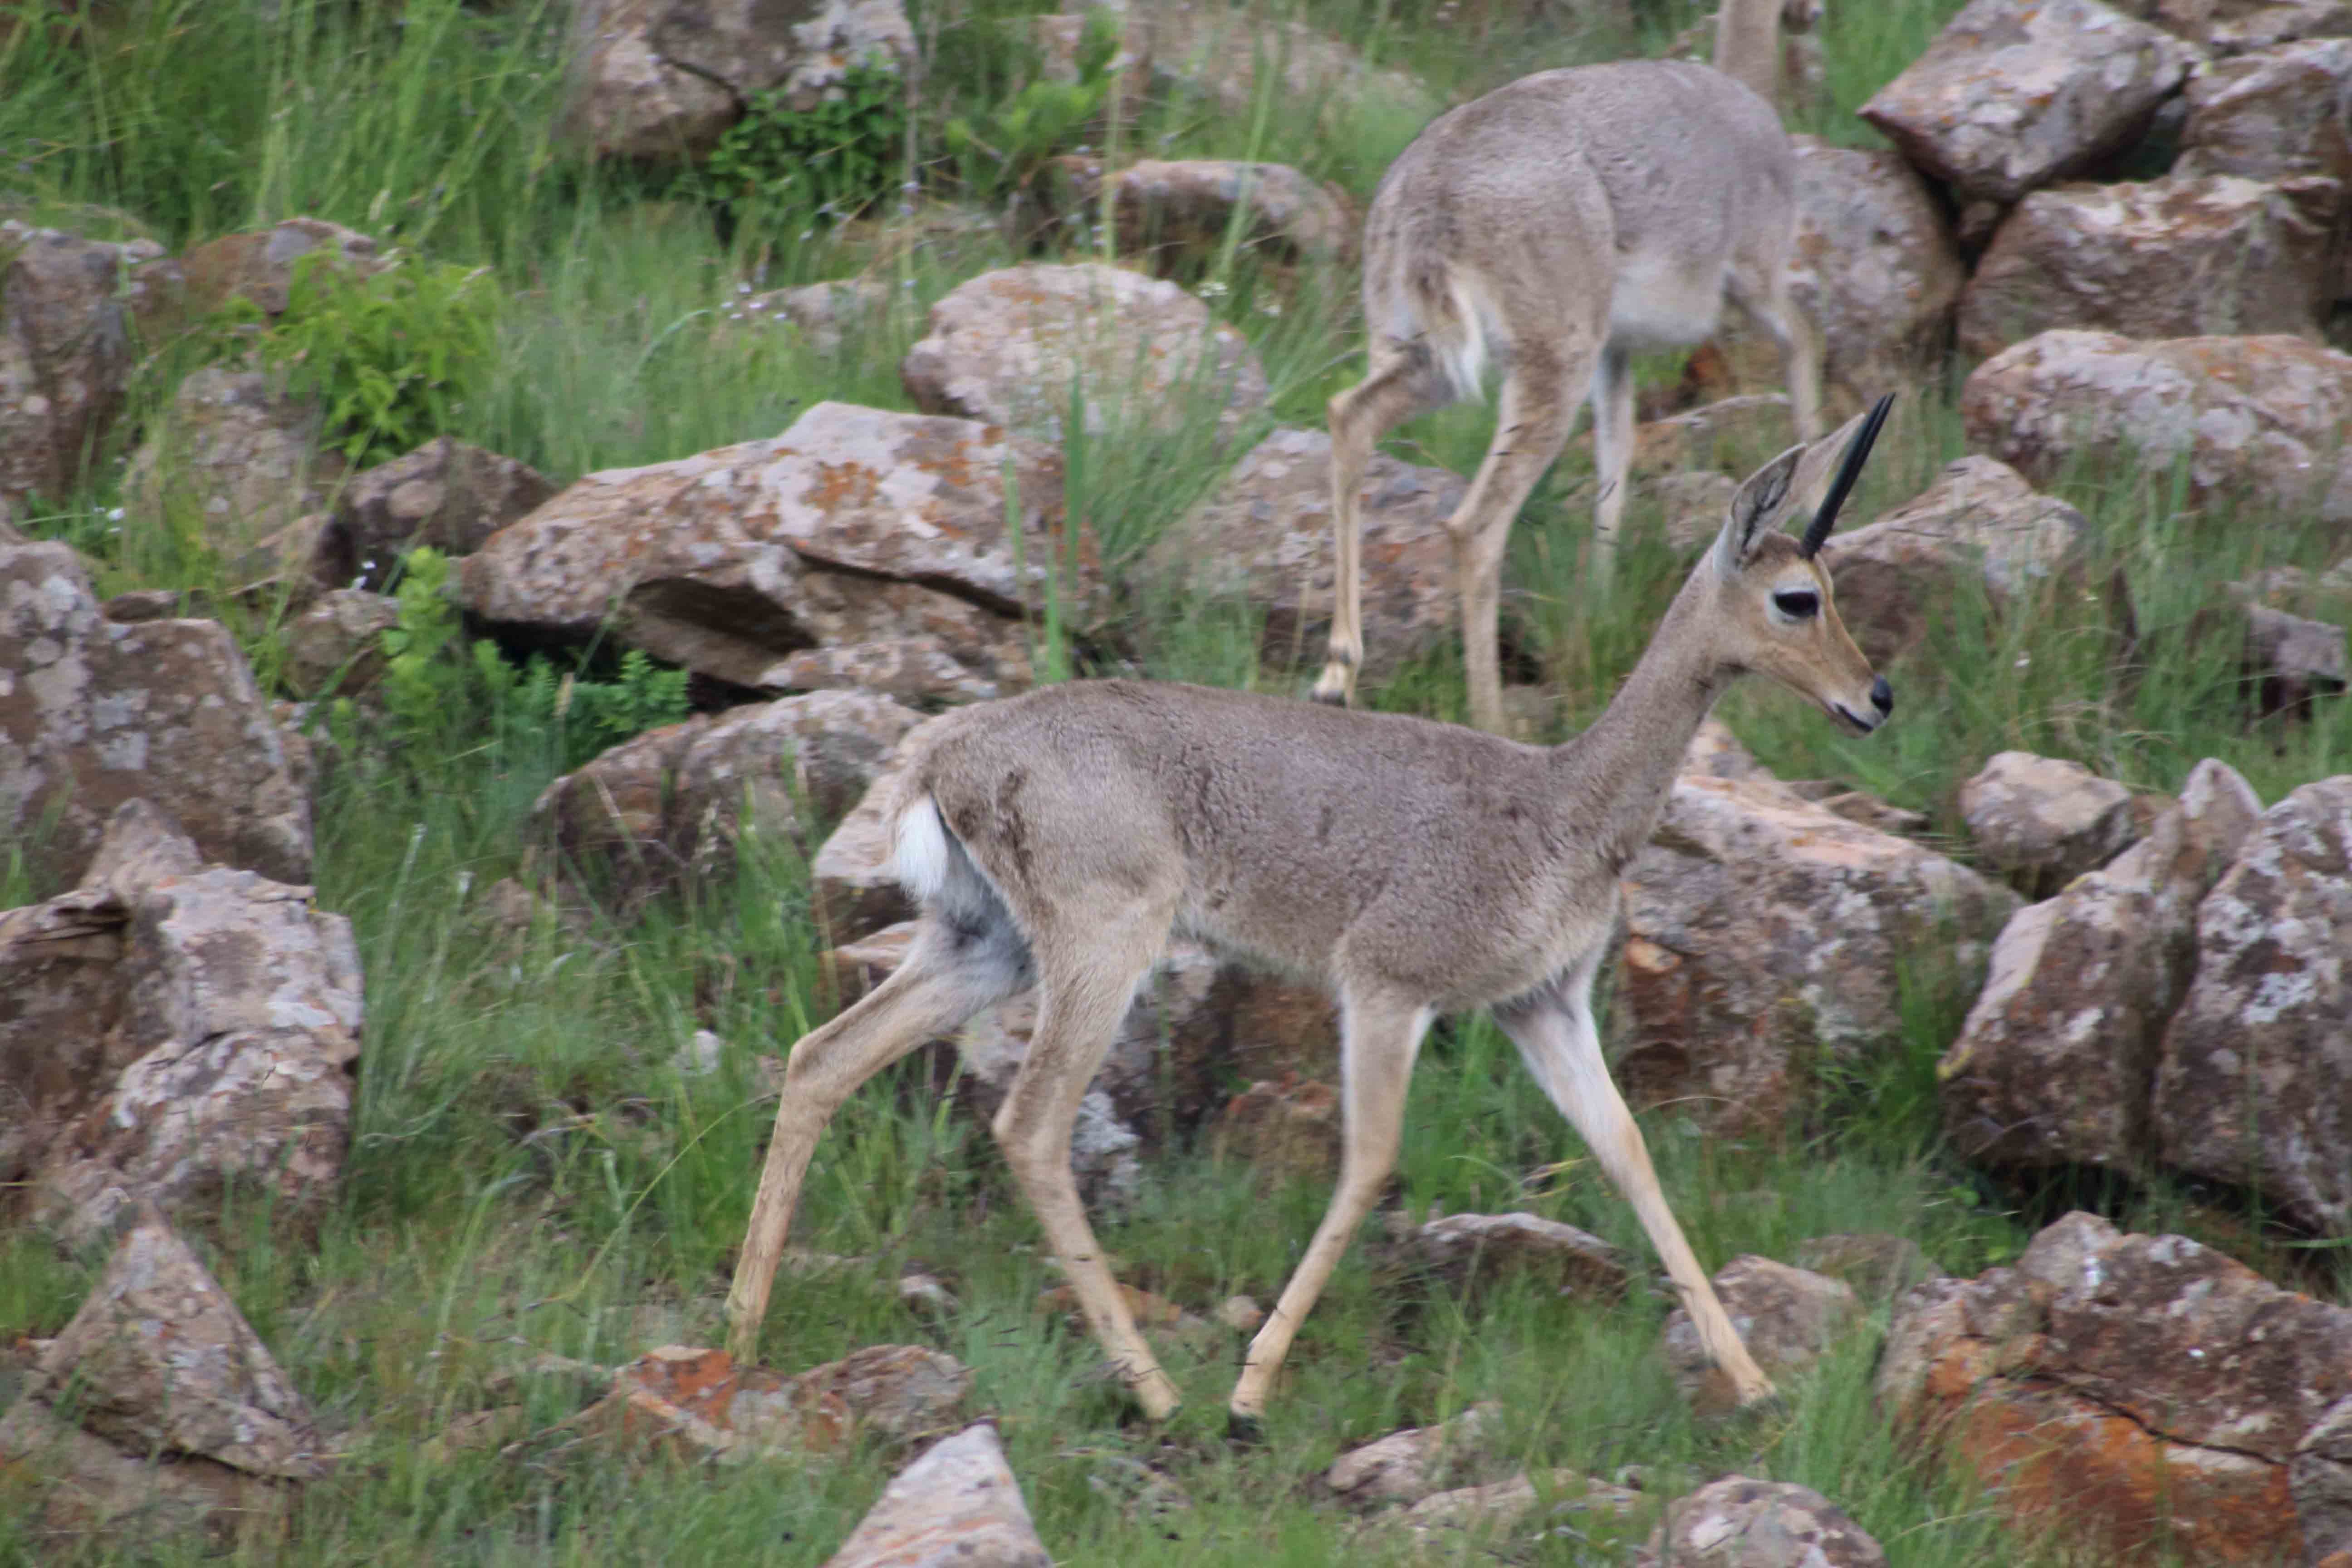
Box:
[1548,576,1731,872]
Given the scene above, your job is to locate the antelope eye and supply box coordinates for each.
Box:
[1772,589,1821,620]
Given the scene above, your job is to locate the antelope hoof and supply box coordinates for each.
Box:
[1308,666,1354,707]
[1225,1409,1268,1447]
[1131,1372,1184,1425]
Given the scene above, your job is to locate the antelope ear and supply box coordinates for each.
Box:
[1714,442,1804,575]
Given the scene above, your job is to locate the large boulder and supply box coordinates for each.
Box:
[1859,0,2200,207]
[1962,330,2352,548]
[2151,776,2352,1232]
[533,688,923,897]
[1139,426,1463,682]
[0,1212,322,1537]
[1692,138,1968,422]
[0,220,181,514]
[2178,38,2352,297]
[5,802,363,1247]
[1939,759,2264,1172]
[454,402,1069,693]
[1615,775,2017,1133]
[2181,38,2352,182]
[0,543,311,891]
[323,436,555,590]
[122,367,346,568]
[1879,1210,2352,1565]
[561,0,915,164]
[2126,0,2352,57]
[901,263,1268,443]
[13,1212,328,1477]
[822,1421,1050,1568]
[1823,456,2097,665]
[1958,174,2339,360]
[1958,749,2144,896]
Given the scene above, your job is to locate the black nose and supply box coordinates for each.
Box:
[1871,676,1894,716]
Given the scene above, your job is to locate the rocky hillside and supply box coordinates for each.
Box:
[2,1,2348,1565]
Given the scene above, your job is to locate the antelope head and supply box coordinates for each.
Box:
[1706,393,1896,735]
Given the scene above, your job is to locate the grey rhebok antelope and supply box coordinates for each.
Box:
[725,398,1897,1431]
[1315,4,1822,734]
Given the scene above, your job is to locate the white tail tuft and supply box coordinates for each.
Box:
[1388,262,1493,407]
[1430,273,1492,405]
[893,795,952,906]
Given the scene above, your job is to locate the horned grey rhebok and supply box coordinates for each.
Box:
[725,399,1897,1431]
[1314,0,1821,734]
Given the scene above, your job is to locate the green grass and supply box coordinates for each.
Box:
[3,0,2348,1563]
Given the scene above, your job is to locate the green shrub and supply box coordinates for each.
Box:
[235,250,500,469]
[366,548,690,772]
[698,62,906,230]
[378,545,474,740]
[944,8,1122,201]
[478,644,692,773]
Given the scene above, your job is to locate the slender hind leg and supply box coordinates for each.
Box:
[1492,958,1775,1406]
[725,918,1026,1360]
[1229,986,1431,1425]
[1316,348,1432,708]
[993,920,1184,1419]
[1726,267,1822,445]
[1450,343,1589,734]
[1588,343,1637,586]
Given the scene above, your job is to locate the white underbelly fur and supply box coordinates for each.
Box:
[1605,249,1728,353]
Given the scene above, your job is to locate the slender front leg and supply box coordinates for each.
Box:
[994,946,1184,1421]
[1316,352,1426,707]
[1230,989,1432,1425]
[1494,968,1775,1406]
[726,926,1022,1360]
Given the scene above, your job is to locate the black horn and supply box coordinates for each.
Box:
[1797,392,1895,560]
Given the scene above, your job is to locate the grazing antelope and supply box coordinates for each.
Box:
[726,399,1895,1431]
[1313,2,1822,734]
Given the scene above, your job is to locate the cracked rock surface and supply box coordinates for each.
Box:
[1879,1210,2352,1564]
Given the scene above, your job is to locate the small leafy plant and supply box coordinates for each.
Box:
[378,545,473,740]
[479,645,693,773]
[367,548,691,771]
[236,250,499,469]
[699,61,905,230]
[945,8,1122,201]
